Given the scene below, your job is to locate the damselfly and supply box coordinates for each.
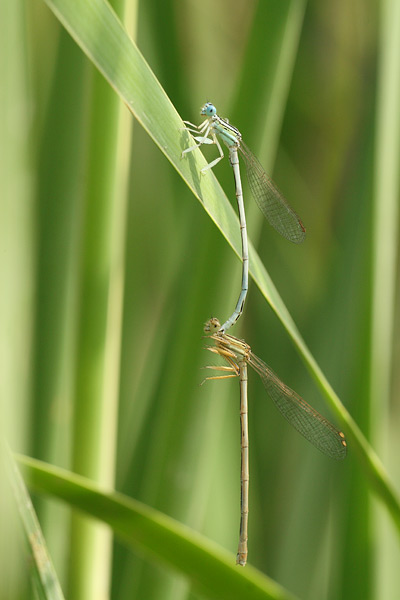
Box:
[183,103,305,333]
[203,317,347,566]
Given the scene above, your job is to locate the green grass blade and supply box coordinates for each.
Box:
[6,448,65,600]
[371,0,400,449]
[232,0,307,162]
[66,1,136,597]
[370,0,400,594]
[18,454,298,600]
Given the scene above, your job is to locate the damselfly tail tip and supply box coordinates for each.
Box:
[236,553,247,567]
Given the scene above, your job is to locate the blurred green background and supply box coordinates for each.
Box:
[2,0,400,599]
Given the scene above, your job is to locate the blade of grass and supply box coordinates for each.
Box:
[231,0,307,251]
[41,0,400,535]
[18,454,298,600]
[232,0,307,162]
[0,0,33,452]
[371,0,400,457]
[0,1,35,594]
[69,1,136,598]
[5,446,66,600]
[370,0,400,594]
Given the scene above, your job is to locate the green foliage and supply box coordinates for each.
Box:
[19,455,297,600]
[2,0,400,599]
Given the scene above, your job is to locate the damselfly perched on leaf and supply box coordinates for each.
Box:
[183,103,305,333]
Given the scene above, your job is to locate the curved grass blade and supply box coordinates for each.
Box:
[5,446,65,600]
[18,455,298,600]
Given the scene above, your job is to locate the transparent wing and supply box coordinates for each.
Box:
[239,141,306,244]
[248,352,346,460]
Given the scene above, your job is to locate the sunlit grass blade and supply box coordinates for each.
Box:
[6,448,65,600]
[18,455,298,600]
[370,0,400,595]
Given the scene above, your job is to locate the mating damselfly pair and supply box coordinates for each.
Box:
[182,103,347,567]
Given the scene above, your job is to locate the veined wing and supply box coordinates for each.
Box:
[248,352,346,460]
[239,141,306,244]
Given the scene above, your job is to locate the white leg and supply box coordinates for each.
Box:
[181,136,212,158]
[181,120,210,137]
[181,124,213,158]
[197,119,210,133]
[181,143,201,158]
[203,365,236,372]
[182,120,199,128]
[200,134,225,172]
[182,126,201,134]
[182,118,209,132]
[200,373,237,385]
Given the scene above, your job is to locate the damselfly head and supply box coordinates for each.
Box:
[204,317,221,333]
[201,102,217,117]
